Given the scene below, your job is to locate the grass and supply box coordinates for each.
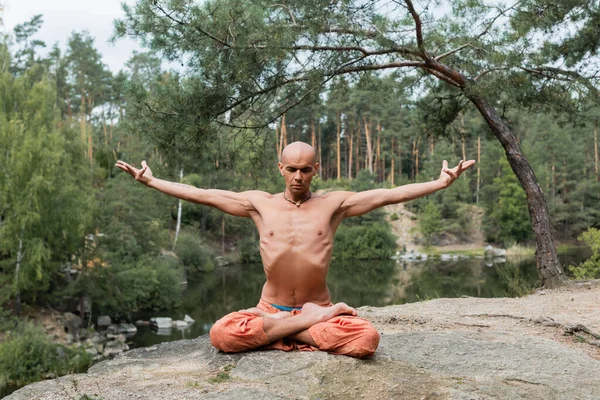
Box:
[208,364,234,384]
[505,244,535,258]
[425,248,486,258]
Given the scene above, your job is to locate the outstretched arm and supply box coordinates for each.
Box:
[340,159,476,217]
[115,160,260,218]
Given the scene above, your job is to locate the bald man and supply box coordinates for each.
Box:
[116,142,474,358]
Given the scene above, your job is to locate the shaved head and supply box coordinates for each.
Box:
[281,142,317,164]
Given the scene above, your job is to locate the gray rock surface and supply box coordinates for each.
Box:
[7,330,600,400]
[7,285,600,399]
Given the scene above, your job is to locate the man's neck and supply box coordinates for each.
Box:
[284,189,311,204]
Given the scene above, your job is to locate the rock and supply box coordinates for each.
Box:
[63,312,82,341]
[484,245,507,257]
[150,317,172,329]
[97,315,111,327]
[184,315,195,324]
[119,323,137,335]
[106,324,119,334]
[8,332,600,400]
[173,320,188,329]
[85,347,98,356]
[8,286,600,400]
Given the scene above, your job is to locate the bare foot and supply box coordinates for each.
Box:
[301,302,357,324]
[241,307,291,319]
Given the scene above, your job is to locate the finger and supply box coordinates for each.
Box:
[462,160,476,170]
[141,160,148,168]
[442,160,448,169]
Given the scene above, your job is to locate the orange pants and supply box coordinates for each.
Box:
[209,299,380,358]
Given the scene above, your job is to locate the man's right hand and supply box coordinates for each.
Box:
[115,160,153,186]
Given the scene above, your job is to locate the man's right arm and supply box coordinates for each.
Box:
[147,178,258,218]
[115,160,260,218]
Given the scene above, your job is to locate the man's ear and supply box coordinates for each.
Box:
[313,163,319,176]
[278,162,284,176]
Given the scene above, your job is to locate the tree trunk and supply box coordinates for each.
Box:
[336,112,341,180]
[391,137,395,186]
[173,167,184,251]
[468,94,565,288]
[14,229,24,317]
[318,121,322,170]
[311,118,316,149]
[476,135,481,203]
[460,112,467,161]
[375,122,381,180]
[282,114,288,148]
[364,117,373,173]
[348,128,353,179]
[594,123,598,183]
[356,124,360,175]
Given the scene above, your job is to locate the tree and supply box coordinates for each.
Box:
[0,46,93,315]
[116,0,600,287]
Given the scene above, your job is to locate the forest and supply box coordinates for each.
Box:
[1,0,600,392]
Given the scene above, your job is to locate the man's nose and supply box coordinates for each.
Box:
[294,171,302,180]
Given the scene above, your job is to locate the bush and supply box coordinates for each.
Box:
[175,232,215,274]
[333,223,397,260]
[0,322,91,387]
[419,202,442,246]
[87,255,183,318]
[239,233,262,264]
[569,228,600,279]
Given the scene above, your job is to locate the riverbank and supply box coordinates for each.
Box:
[7,280,600,400]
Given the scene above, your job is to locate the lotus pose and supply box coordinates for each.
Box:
[116,141,474,358]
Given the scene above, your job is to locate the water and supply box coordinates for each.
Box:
[131,252,585,349]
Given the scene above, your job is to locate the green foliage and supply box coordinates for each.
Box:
[82,256,183,318]
[419,202,442,246]
[569,228,600,279]
[175,231,215,275]
[483,158,532,246]
[0,322,91,387]
[333,223,397,260]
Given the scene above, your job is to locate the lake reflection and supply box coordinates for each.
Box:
[131,256,547,348]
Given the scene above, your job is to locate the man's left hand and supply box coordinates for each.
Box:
[439,159,476,187]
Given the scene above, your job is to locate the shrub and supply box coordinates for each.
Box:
[569,228,600,279]
[87,256,183,318]
[333,223,397,260]
[0,322,91,387]
[175,232,215,274]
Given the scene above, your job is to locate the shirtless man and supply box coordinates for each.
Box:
[116,141,474,358]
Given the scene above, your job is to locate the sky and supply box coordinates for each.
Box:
[2,0,142,72]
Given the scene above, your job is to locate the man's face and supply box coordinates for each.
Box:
[278,155,318,194]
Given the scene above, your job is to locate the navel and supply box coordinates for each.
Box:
[318,230,322,236]
[269,230,274,236]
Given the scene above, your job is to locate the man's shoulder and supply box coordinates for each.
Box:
[242,190,275,199]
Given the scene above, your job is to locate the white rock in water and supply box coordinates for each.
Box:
[184,315,195,324]
[173,320,188,328]
[150,317,172,329]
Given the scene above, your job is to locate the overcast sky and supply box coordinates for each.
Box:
[3,0,142,72]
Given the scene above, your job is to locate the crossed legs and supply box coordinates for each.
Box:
[209,300,380,358]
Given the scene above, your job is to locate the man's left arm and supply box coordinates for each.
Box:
[340,160,476,217]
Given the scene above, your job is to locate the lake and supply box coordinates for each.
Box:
[130,251,586,348]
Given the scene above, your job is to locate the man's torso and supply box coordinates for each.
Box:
[248,192,347,307]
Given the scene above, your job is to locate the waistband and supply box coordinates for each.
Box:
[270,303,303,311]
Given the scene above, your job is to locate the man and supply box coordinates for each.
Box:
[116,141,474,358]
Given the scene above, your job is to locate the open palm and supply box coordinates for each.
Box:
[115,160,153,185]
